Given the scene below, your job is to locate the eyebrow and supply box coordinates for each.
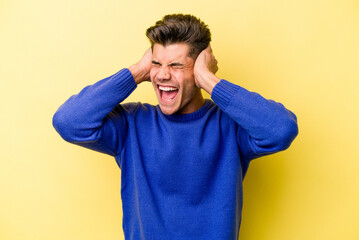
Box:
[152,61,184,67]
[169,62,183,67]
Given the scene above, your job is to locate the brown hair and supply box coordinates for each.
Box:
[146,14,211,58]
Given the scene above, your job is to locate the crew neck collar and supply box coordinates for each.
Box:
[160,99,214,122]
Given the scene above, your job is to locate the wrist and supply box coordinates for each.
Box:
[128,64,148,85]
[195,70,220,95]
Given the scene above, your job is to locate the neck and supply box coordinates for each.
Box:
[178,89,205,114]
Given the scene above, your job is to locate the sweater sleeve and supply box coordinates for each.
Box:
[211,79,298,161]
[52,68,137,156]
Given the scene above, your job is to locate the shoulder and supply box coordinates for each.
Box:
[118,102,159,120]
[121,102,156,112]
[206,99,231,119]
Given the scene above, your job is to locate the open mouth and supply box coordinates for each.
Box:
[158,85,179,101]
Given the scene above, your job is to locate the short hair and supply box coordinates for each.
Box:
[146,14,211,58]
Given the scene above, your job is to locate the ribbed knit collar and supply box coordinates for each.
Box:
[160,99,214,122]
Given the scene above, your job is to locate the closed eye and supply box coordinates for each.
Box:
[169,62,184,69]
[152,60,161,66]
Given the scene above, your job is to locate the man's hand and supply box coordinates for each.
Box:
[129,48,152,85]
[194,45,220,95]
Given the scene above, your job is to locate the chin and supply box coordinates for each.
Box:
[155,90,182,115]
[158,104,178,115]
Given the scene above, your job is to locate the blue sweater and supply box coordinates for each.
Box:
[53,68,298,240]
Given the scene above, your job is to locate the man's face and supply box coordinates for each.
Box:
[150,43,204,115]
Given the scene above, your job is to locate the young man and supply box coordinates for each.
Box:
[53,14,298,240]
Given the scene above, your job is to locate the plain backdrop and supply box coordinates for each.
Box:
[1,0,358,239]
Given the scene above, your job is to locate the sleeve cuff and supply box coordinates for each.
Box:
[112,68,137,98]
[211,79,241,110]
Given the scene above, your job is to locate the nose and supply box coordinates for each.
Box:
[157,66,171,81]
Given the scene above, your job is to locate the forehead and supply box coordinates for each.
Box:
[152,43,193,63]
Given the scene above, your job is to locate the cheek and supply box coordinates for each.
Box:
[150,68,157,81]
[171,70,191,83]
[182,72,196,87]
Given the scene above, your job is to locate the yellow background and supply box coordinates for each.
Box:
[1,0,358,239]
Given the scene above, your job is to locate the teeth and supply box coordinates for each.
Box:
[159,86,178,91]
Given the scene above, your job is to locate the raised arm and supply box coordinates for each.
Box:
[194,46,298,159]
[52,49,152,156]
